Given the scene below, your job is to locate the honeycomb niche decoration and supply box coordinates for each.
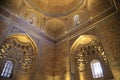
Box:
[74,40,109,71]
[27,0,84,17]
[70,35,113,80]
[0,34,38,72]
[71,35,109,70]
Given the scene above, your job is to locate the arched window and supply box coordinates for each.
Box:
[90,59,103,78]
[73,14,80,26]
[1,61,13,78]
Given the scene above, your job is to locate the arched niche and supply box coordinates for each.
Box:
[0,34,38,72]
[20,9,43,27]
[70,35,113,80]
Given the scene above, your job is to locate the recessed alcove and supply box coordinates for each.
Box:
[0,0,120,80]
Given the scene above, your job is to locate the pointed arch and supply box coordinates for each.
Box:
[6,33,38,52]
[70,35,99,73]
[70,35,98,54]
[0,33,38,71]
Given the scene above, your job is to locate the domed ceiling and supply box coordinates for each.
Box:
[0,0,113,40]
[27,0,84,17]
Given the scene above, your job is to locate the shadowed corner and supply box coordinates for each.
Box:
[116,0,120,2]
[0,0,7,6]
